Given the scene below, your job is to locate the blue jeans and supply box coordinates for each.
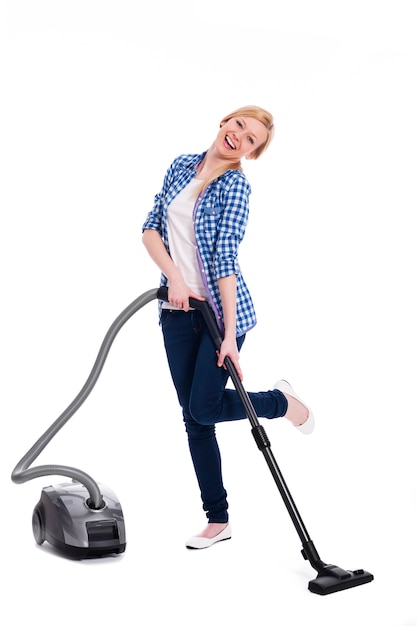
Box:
[161,308,288,523]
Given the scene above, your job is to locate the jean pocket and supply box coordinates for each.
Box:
[160,309,173,328]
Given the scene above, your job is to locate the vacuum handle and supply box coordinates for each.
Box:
[156,286,223,349]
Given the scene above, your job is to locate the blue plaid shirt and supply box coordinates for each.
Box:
[142,152,257,336]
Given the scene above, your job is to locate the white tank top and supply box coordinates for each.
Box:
[162,177,206,309]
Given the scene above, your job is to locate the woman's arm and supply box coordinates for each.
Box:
[217,274,243,380]
[142,229,204,311]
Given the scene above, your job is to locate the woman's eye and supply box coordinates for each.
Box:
[236,120,243,128]
[248,136,254,145]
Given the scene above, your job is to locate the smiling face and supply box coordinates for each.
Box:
[215,116,269,162]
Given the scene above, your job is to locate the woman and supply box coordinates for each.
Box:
[142,105,314,549]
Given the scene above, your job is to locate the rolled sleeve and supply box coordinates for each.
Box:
[142,193,164,233]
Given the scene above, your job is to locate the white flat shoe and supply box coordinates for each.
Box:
[185,524,232,549]
[274,380,315,434]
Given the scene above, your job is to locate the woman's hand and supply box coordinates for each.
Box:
[217,336,243,381]
[168,280,205,312]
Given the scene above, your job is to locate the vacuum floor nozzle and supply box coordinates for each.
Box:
[308,567,374,595]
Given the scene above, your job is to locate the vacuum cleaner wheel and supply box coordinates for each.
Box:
[32,505,45,545]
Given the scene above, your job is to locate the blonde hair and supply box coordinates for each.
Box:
[198,105,274,194]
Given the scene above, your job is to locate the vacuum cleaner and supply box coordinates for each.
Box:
[11,287,374,594]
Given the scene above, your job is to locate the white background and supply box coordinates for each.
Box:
[1,1,416,624]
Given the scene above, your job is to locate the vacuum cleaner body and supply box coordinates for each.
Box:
[32,482,126,559]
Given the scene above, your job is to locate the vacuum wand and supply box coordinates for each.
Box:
[157,287,374,595]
